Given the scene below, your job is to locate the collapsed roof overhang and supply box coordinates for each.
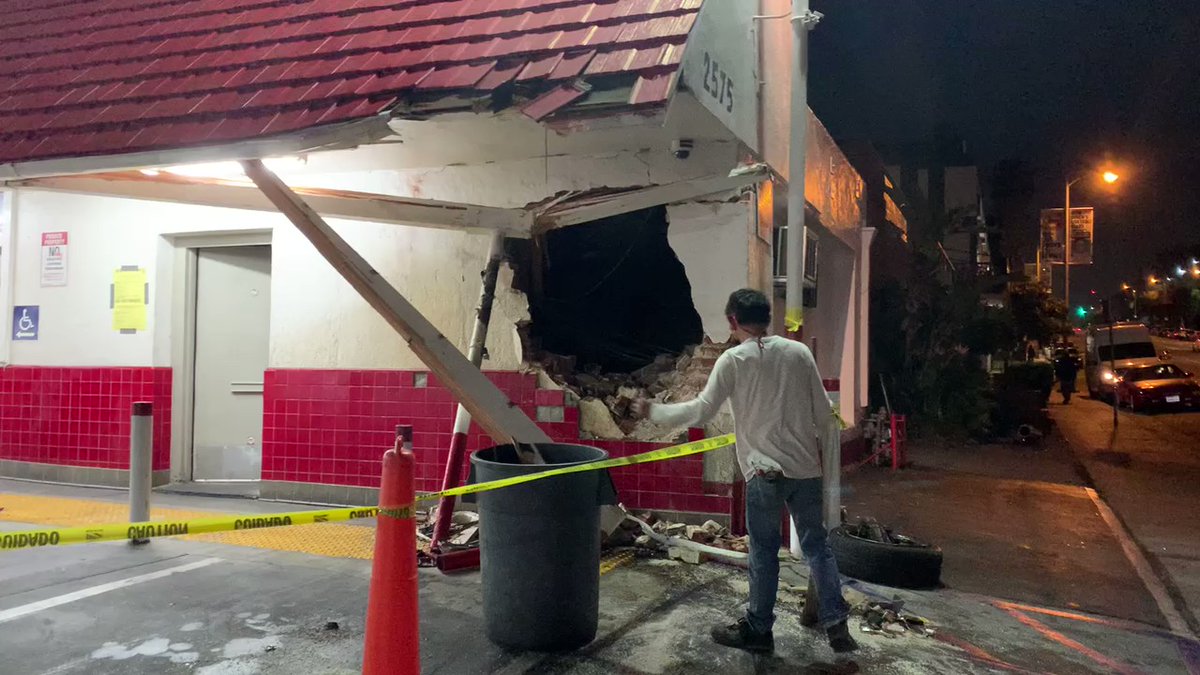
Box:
[6,163,767,237]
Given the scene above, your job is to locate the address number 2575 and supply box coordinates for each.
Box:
[701,51,734,113]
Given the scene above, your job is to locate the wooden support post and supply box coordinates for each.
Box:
[242,159,550,445]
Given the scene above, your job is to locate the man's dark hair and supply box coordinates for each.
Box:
[725,288,771,327]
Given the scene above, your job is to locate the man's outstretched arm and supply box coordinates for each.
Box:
[644,352,734,429]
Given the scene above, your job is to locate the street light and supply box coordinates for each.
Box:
[1122,283,1139,318]
[1063,170,1119,307]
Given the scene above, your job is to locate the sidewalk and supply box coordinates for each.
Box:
[3,477,1199,673]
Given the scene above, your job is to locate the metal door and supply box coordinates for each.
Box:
[191,246,271,480]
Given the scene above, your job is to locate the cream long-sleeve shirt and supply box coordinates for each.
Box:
[649,336,834,480]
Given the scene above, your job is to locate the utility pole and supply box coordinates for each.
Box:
[784,0,834,550]
[1102,299,1118,429]
[784,0,813,345]
[1064,180,1074,307]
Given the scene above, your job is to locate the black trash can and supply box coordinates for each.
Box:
[469,443,614,651]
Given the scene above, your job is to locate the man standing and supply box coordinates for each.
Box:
[635,289,857,655]
[1054,343,1079,404]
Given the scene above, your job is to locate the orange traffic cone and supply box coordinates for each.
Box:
[363,441,419,674]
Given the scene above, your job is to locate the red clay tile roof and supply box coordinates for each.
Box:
[0,0,699,168]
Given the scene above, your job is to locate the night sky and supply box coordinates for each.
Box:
[808,0,1200,303]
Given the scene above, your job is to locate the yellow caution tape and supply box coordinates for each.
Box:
[784,307,804,333]
[0,506,381,552]
[1,434,736,552]
[831,406,849,431]
[426,434,735,501]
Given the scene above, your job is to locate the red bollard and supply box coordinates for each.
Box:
[363,442,419,675]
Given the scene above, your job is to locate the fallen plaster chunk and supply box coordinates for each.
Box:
[600,505,626,537]
[534,368,564,391]
[579,398,626,440]
[669,546,704,565]
[448,525,479,547]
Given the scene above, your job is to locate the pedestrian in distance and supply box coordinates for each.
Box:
[1054,346,1079,404]
[633,288,857,655]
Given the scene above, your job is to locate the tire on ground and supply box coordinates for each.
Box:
[829,526,943,589]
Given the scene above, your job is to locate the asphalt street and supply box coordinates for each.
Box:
[1052,336,1200,636]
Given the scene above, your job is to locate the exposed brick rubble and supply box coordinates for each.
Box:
[533,338,737,442]
[602,512,749,555]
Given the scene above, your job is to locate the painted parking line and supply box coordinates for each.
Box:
[0,557,222,625]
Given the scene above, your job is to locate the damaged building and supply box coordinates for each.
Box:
[0,0,905,521]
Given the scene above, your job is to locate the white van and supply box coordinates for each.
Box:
[1085,322,1162,397]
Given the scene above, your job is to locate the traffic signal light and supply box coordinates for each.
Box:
[1076,306,1088,318]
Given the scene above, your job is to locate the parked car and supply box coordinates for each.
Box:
[1115,364,1200,412]
[1085,323,1161,398]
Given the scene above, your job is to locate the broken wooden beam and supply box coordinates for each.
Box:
[242,159,551,445]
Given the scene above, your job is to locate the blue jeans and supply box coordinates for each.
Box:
[745,476,849,633]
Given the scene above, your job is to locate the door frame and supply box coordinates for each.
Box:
[164,230,272,483]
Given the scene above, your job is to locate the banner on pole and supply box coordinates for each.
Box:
[1040,208,1094,265]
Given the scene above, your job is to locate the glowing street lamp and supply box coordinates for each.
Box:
[1176,266,1188,278]
[1063,169,1120,306]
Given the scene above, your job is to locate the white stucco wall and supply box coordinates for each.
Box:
[4,190,530,371]
[7,191,267,367]
[269,221,529,370]
[806,234,859,424]
[667,200,752,341]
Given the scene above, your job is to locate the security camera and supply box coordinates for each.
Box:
[671,138,695,159]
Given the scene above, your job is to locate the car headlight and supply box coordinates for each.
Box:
[1101,371,1115,382]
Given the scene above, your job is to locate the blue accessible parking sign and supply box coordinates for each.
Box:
[12,306,39,341]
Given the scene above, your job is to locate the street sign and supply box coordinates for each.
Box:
[1040,207,1094,265]
[12,306,38,341]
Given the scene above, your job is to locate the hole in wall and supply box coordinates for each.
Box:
[528,205,704,373]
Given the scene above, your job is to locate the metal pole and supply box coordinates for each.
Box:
[432,231,506,547]
[1064,181,1071,307]
[1109,322,1119,428]
[785,0,811,343]
[129,401,153,545]
[785,0,816,557]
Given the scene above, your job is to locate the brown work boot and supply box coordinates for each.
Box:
[800,575,820,628]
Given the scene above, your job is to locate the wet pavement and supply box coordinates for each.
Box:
[3,478,1199,673]
[1052,344,1200,638]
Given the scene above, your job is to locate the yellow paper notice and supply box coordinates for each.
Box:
[112,269,147,331]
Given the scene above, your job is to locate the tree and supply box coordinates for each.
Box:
[871,244,1000,438]
[1007,281,1069,346]
[988,159,1040,275]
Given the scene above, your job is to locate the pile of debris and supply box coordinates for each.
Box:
[853,598,934,638]
[416,509,479,549]
[603,511,749,561]
[535,338,736,441]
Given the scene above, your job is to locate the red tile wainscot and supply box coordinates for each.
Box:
[0,367,171,471]
[262,369,732,515]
